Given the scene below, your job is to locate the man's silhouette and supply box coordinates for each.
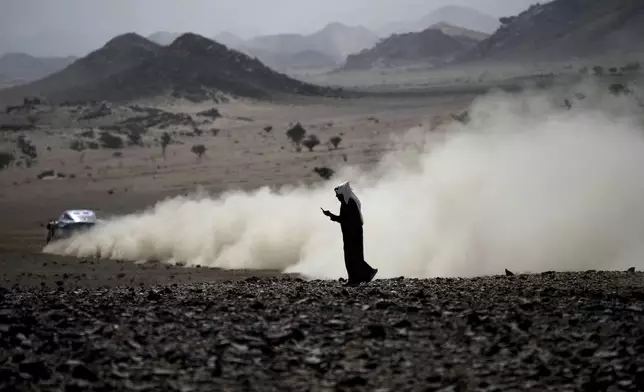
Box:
[322,181,378,286]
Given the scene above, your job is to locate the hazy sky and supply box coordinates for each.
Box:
[1,0,538,56]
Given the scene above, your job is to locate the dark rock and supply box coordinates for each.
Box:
[18,360,50,380]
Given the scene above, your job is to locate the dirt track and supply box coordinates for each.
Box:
[1,270,643,391]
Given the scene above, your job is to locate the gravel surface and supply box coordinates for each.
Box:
[1,270,644,391]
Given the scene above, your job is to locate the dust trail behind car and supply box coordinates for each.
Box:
[43,81,644,279]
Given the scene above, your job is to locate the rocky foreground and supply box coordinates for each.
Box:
[1,270,643,391]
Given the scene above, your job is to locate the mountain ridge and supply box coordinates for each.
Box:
[343,26,480,70]
[0,32,340,105]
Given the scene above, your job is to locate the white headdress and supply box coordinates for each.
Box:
[334,181,363,223]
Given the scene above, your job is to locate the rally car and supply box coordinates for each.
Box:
[45,209,102,244]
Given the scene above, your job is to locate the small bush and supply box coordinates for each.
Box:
[125,124,145,146]
[609,83,629,95]
[79,129,95,138]
[196,108,221,119]
[329,136,342,150]
[592,65,604,76]
[451,111,470,124]
[264,125,273,133]
[99,131,124,149]
[286,123,306,147]
[69,139,86,151]
[17,135,37,159]
[314,166,334,180]
[0,151,14,170]
[302,134,321,152]
[191,144,207,162]
[211,128,220,136]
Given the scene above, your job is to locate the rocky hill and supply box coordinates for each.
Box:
[0,33,162,103]
[0,33,339,105]
[459,0,644,62]
[342,27,479,70]
[0,53,77,86]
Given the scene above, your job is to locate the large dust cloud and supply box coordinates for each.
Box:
[43,82,644,279]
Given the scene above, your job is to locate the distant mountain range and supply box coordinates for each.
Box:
[343,23,483,70]
[376,5,501,37]
[211,23,380,72]
[0,33,339,105]
[1,0,641,102]
[0,53,77,86]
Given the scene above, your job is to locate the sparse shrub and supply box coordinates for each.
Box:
[193,127,203,136]
[80,103,112,120]
[286,123,306,148]
[451,111,470,124]
[17,135,37,160]
[69,139,86,152]
[125,124,145,146]
[264,125,273,133]
[211,128,220,136]
[37,170,65,180]
[191,144,207,162]
[314,166,334,180]
[609,83,629,96]
[196,108,221,119]
[0,151,14,170]
[329,136,342,150]
[302,134,320,152]
[592,65,604,76]
[161,132,171,159]
[98,131,124,149]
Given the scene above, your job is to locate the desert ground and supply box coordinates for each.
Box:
[0,93,474,252]
[1,77,644,390]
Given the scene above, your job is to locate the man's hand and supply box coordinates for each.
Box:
[320,208,331,217]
